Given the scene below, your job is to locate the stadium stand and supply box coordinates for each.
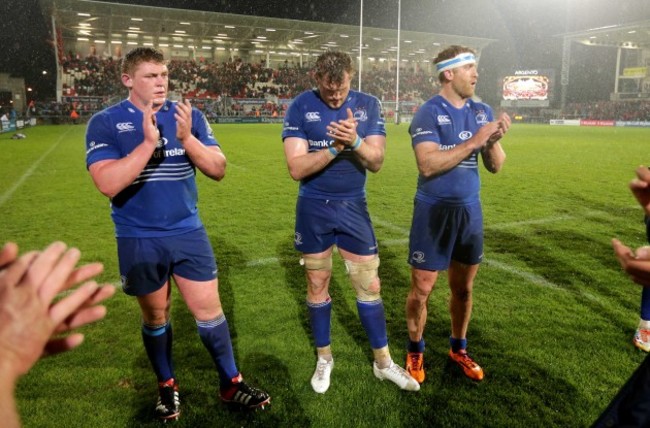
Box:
[34,0,650,125]
[48,53,440,123]
[39,51,650,125]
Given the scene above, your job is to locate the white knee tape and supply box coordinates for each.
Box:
[301,254,333,271]
[344,256,380,301]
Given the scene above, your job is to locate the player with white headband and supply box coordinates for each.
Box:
[403,45,511,383]
[435,52,477,73]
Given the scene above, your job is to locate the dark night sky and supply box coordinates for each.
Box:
[1,0,649,103]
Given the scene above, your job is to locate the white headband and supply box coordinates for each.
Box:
[435,53,476,73]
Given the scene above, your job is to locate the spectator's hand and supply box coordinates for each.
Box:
[175,99,193,144]
[0,242,18,269]
[612,238,650,287]
[630,166,650,217]
[0,242,114,381]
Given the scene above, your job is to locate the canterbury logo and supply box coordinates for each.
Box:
[305,112,321,122]
[116,122,136,132]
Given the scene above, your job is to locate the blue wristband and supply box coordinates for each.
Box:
[328,145,339,156]
[351,136,363,150]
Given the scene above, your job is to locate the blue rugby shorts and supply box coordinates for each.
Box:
[294,196,378,256]
[408,199,483,271]
[117,228,218,296]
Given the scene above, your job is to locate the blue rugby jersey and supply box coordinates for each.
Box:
[282,89,386,199]
[86,99,219,238]
[409,95,494,205]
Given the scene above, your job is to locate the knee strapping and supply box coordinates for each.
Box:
[344,257,380,301]
[301,255,333,271]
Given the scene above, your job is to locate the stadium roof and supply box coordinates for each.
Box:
[559,19,650,49]
[41,0,495,65]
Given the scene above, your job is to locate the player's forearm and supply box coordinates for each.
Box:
[481,142,506,173]
[181,137,226,181]
[286,149,338,181]
[352,137,384,173]
[417,144,475,178]
[90,142,157,198]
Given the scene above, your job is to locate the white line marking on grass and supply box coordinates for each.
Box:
[486,215,576,230]
[226,162,247,171]
[487,210,624,231]
[372,218,410,235]
[246,257,279,267]
[0,128,74,208]
[580,290,606,304]
[376,212,595,236]
[483,258,562,289]
[241,213,597,294]
[242,248,564,291]
[372,212,566,290]
[381,238,409,246]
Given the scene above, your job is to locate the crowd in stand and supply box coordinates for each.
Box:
[27,53,650,123]
[60,53,439,102]
[52,53,440,119]
[563,101,650,121]
[362,65,438,103]
[61,55,122,97]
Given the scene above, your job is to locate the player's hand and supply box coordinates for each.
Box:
[175,99,193,145]
[612,239,650,287]
[142,102,160,147]
[473,121,500,149]
[487,112,511,145]
[327,108,358,147]
[630,166,650,217]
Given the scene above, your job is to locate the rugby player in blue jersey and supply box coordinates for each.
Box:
[632,216,650,352]
[282,51,419,394]
[85,47,269,421]
[404,45,510,383]
[597,166,650,427]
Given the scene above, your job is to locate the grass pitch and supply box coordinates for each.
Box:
[1,122,649,427]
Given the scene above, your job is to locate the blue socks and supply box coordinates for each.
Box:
[142,321,175,382]
[308,298,389,350]
[450,336,468,353]
[308,298,391,351]
[196,314,239,388]
[357,299,389,349]
[408,338,425,353]
[307,299,332,347]
[407,338,467,353]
